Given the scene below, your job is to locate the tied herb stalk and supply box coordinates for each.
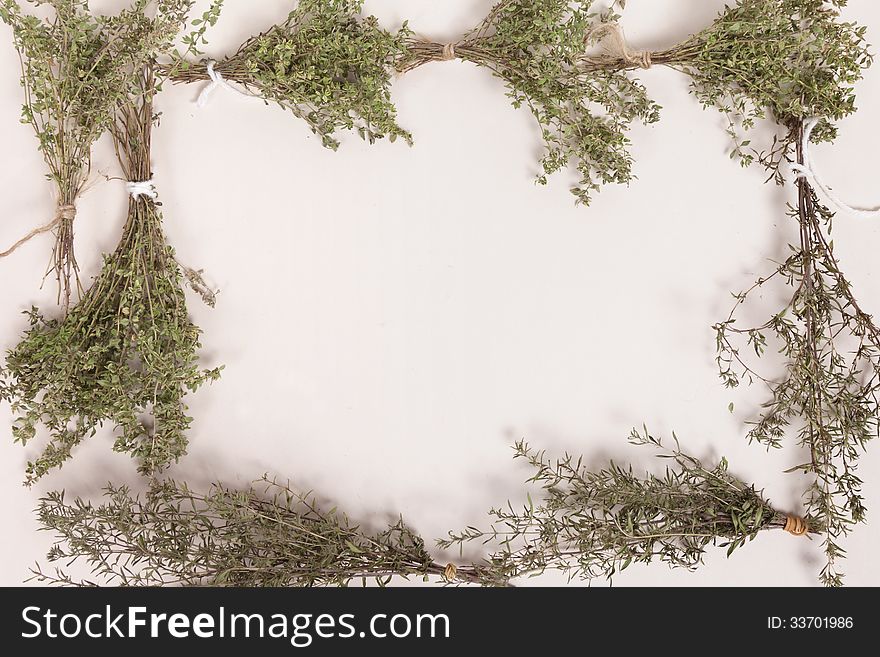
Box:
[0,0,197,306]
[164,0,412,150]
[399,0,660,205]
[714,120,880,586]
[0,67,221,486]
[32,477,484,587]
[441,430,812,586]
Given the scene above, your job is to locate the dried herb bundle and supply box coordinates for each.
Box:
[652,0,871,167]
[159,1,868,204]
[32,477,482,587]
[714,122,880,586]
[399,0,660,205]
[442,430,811,586]
[0,69,220,486]
[165,0,412,150]
[401,0,869,199]
[0,0,196,306]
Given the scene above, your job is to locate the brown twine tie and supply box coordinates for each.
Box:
[0,203,76,258]
[440,43,457,61]
[443,563,458,582]
[784,515,808,537]
[588,23,652,69]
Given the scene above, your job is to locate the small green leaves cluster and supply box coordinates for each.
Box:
[0,0,196,303]
[668,0,872,166]
[442,430,785,585]
[401,0,661,205]
[714,184,880,586]
[169,0,412,150]
[32,478,441,587]
[0,72,220,485]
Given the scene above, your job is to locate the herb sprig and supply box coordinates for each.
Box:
[401,0,661,205]
[658,0,872,167]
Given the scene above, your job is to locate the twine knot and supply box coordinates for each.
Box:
[0,203,77,259]
[784,515,808,537]
[126,179,157,200]
[441,43,457,61]
[58,204,77,221]
[588,23,652,69]
[197,61,224,107]
[196,60,253,107]
[443,563,458,582]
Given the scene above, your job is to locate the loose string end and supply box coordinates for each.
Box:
[791,117,880,219]
[196,60,254,107]
[587,23,653,69]
[126,179,158,200]
[0,203,76,259]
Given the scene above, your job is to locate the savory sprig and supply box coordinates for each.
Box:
[442,430,812,585]
[32,477,484,587]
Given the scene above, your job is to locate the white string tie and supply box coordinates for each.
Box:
[196,61,249,108]
[790,118,880,219]
[127,179,157,200]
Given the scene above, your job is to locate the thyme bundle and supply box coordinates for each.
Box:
[32,477,482,587]
[398,0,660,204]
[442,430,812,585]
[165,0,412,150]
[400,0,660,205]
[650,0,871,167]
[0,0,196,306]
[0,68,220,485]
[714,122,880,587]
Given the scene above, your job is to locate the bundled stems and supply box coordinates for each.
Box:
[0,66,220,484]
[33,477,484,587]
[792,120,879,585]
[0,0,199,306]
[398,0,661,204]
[441,430,814,585]
[30,433,815,587]
[163,0,411,150]
[400,0,869,180]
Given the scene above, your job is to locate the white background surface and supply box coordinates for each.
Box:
[1,0,879,586]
